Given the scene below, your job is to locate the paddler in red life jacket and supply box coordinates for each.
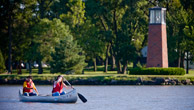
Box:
[52,75,72,96]
[23,76,39,96]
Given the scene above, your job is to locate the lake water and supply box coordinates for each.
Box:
[0,85,194,110]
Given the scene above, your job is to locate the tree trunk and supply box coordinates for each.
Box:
[104,57,108,72]
[82,69,84,74]
[28,61,32,74]
[119,61,122,73]
[113,9,121,74]
[93,58,97,71]
[122,61,128,74]
[177,43,181,67]
[116,59,122,74]
[133,61,137,68]
[186,51,189,74]
[180,52,185,68]
[38,60,43,74]
[99,15,109,72]
[17,60,22,74]
[110,46,116,70]
[111,55,116,70]
[104,44,111,72]
[8,4,12,74]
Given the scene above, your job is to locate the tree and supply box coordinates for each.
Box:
[14,0,38,74]
[85,0,148,73]
[78,19,106,71]
[0,0,37,74]
[59,0,85,29]
[182,0,194,73]
[52,0,86,40]
[113,0,148,74]
[85,0,124,73]
[50,38,86,74]
[183,26,194,73]
[184,26,194,57]
[166,0,194,68]
[52,0,105,71]
[28,18,72,74]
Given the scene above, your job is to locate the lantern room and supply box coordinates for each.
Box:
[149,7,166,24]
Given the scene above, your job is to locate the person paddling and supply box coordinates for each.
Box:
[23,76,39,96]
[52,75,72,96]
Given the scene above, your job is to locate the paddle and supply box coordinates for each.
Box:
[64,79,87,103]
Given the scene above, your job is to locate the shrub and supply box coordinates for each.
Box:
[129,67,185,75]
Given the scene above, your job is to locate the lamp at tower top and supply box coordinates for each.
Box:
[149,6,166,25]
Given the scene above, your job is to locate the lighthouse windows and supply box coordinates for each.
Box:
[150,10,155,23]
[149,8,166,24]
[155,10,161,23]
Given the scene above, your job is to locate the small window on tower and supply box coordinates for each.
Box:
[155,10,161,23]
[150,10,155,23]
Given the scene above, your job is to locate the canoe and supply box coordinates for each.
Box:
[19,89,78,103]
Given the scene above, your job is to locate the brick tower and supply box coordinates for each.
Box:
[146,6,168,68]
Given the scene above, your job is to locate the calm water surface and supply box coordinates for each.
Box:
[0,85,194,110]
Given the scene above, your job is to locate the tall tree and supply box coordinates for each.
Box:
[50,37,86,74]
[85,0,123,73]
[0,0,37,74]
[78,19,105,71]
[29,18,72,74]
[166,0,191,67]
[86,0,148,73]
[113,0,148,74]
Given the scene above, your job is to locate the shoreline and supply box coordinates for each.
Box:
[1,77,194,85]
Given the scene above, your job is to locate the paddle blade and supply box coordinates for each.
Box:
[78,93,87,103]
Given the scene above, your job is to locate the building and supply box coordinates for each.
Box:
[146,6,168,68]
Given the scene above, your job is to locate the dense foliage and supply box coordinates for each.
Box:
[0,0,193,74]
[50,37,86,74]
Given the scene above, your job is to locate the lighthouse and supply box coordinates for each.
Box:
[146,6,168,68]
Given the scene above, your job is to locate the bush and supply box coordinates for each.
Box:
[129,67,185,75]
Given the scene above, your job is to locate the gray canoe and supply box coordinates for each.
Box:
[19,89,78,103]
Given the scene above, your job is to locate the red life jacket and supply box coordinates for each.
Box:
[23,81,34,93]
[52,82,63,93]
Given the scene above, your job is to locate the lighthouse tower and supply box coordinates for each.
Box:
[146,6,168,68]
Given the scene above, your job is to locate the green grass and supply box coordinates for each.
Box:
[1,66,194,80]
[185,70,194,77]
[11,68,51,74]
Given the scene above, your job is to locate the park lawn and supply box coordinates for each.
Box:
[1,67,194,79]
[185,70,194,76]
[1,65,194,82]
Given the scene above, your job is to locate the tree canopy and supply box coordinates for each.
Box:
[0,0,193,74]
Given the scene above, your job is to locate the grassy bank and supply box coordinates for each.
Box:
[1,66,194,85]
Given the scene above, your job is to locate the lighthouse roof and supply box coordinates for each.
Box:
[149,6,166,10]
